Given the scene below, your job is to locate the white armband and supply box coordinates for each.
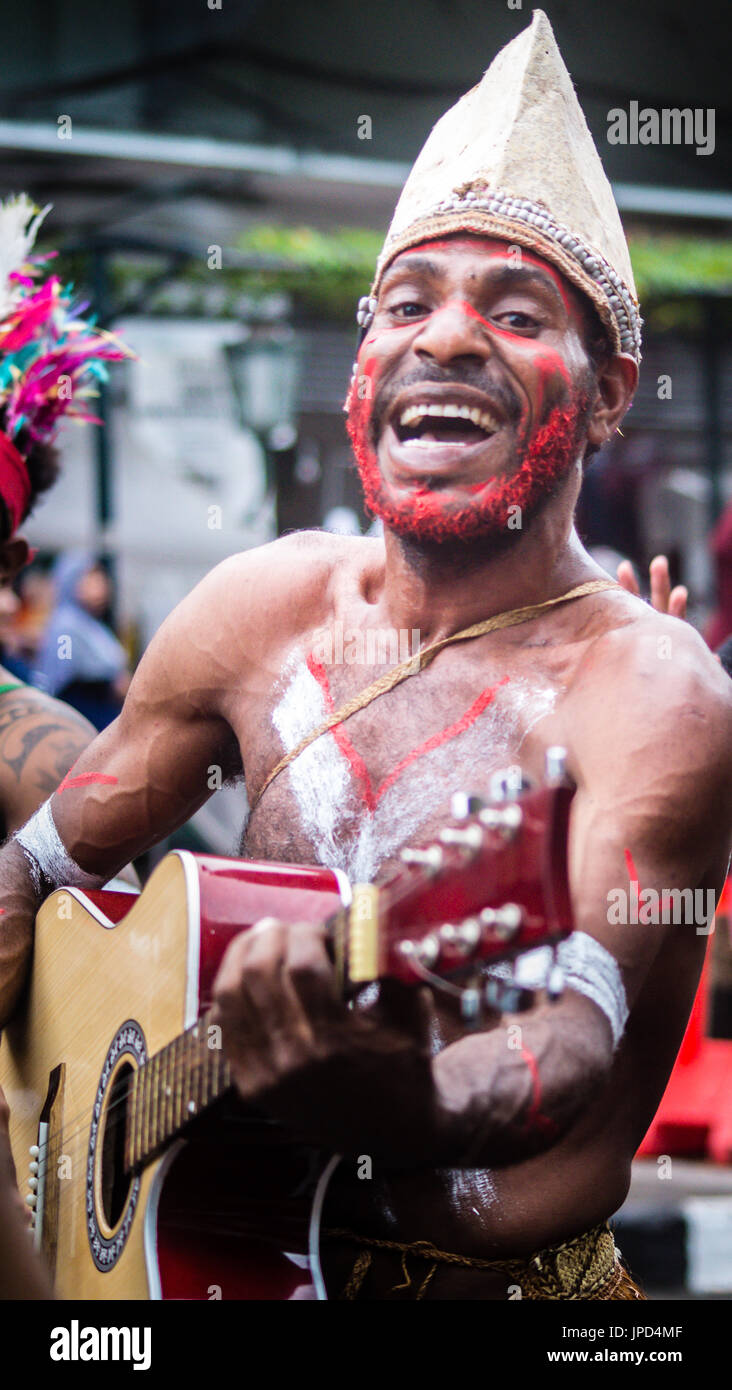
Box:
[556,931,628,1048]
[488,930,629,1049]
[15,799,105,894]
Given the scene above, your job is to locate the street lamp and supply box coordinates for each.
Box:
[225,327,302,532]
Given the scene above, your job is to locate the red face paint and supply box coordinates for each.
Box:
[427,299,572,429]
[348,395,585,544]
[387,236,576,315]
[347,235,592,545]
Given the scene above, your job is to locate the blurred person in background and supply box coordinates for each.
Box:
[35,550,130,731]
[0,196,135,1299]
[1,564,54,683]
[0,571,28,682]
[0,194,130,833]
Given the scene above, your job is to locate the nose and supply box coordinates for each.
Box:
[412,299,492,371]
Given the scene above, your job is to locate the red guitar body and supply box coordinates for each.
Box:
[2,776,572,1299]
[93,857,347,1301]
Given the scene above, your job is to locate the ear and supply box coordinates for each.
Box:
[585,354,638,449]
[0,536,30,583]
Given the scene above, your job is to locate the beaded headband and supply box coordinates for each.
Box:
[356,12,642,364]
[365,190,642,361]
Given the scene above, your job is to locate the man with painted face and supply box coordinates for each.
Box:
[0,14,730,1300]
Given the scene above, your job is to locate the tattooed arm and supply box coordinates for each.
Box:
[0,685,96,835]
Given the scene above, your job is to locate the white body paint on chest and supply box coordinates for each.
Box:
[268,658,560,1223]
[270,656,557,882]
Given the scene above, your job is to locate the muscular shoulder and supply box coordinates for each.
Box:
[169,531,379,650]
[565,596,732,845]
[133,531,381,712]
[0,685,95,833]
[213,529,374,595]
[571,595,730,726]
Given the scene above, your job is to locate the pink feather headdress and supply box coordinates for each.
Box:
[0,195,132,532]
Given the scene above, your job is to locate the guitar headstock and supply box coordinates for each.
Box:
[340,747,574,1005]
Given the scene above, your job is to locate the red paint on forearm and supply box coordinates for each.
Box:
[57,772,119,793]
[623,847,639,888]
[520,1045,559,1139]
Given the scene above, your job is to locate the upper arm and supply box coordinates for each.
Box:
[567,621,732,1010]
[46,555,253,878]
[434,624,732,1163]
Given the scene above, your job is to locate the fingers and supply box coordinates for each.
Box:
[211,918,342,1092]
[668,585,688,622]
[616,560,640,596]
[649,555,671,614]
[618,555,688,620]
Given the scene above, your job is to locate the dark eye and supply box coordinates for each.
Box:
[493,310,540,330]
[389,301,429,320]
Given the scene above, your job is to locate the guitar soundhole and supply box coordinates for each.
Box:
[100,1062,133,1229]
[86,1019,144,1271]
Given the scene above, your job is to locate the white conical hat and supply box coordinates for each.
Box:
[369,10,641,359]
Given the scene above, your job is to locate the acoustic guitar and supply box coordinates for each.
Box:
[0,762,573,1299]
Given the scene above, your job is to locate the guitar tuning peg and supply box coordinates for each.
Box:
[479,902,523,940]
[545,745,568,784]
[450,792,487,821]
[460,985,483,1025]
[477,803,522,839]
[489,765,530,802]
[439,824,484,851]
[484,977,536,1013]
[399,845,444,871]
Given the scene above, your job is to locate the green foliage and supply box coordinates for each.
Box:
[629,234,732,298]
[233,225,382,319]
[51,226,732,329]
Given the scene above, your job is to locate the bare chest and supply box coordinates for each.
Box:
[240,644,568,881]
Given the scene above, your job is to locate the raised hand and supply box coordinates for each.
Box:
[617,554,688,620]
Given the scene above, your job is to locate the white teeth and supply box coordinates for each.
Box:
[398,402,498,433]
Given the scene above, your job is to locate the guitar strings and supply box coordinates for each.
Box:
[30,1042,231,1174]
[22,832,512,1176]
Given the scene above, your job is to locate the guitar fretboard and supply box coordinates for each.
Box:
[125,1013,232,1172]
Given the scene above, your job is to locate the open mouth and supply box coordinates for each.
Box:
[394,401,499,448]
[381,393,507,482]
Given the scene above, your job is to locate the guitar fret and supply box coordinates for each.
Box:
[150,1050,159,1155]
[155,1047,163,1152]
[139,1052,148,1163]
[125,1068,136,1172]
[170,1041,179,1141]
[163,1043,173,1146]
[175,1034,184,1134]
[192,1030,201,1117]
[156,1051,165,1153]
[194,1023,204,1117]
[146,1051,156,1157]
[136,1062,145,1168]
[184,1033,193,1127]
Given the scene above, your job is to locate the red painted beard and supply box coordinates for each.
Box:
[347,380,589,546]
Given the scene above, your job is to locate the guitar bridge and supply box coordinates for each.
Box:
[29,1063,65,1279]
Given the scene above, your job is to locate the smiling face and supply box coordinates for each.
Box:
[346,235,606,546]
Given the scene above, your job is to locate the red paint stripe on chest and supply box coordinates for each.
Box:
[373,675,509,804]
[304,653,508,813]
[306,654,377,812]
